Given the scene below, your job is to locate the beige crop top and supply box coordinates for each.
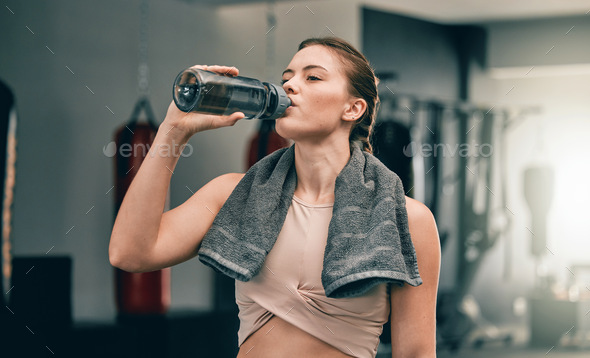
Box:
[235,195,391,358]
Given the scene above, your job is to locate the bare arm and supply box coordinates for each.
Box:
[390,197,441,358]
[109,65,245,273]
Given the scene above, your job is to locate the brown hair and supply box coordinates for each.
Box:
[298,37,379,154]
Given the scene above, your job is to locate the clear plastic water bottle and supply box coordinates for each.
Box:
[172,68,291,120]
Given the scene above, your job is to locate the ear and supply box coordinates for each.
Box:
[343,97,367,123]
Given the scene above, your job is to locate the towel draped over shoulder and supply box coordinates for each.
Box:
[197,141,422,298]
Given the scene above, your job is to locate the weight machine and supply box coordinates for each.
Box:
[373,86,538,352]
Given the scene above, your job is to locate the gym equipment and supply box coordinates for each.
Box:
[0,79,16,307]
[371,92,524,352]
[372,75,414,197]
[372,89,448,348]
[113,0,170,316]
[523,165,554,258]
[173,68,291,120]
[372,119,413,194]
[371,95,415,349]
[9,256,72,328]
[6,256,72,356]
[437,107,514,351]
[113,98,171,316]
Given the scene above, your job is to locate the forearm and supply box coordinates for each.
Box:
[390,333,437,358]
[109,122,189,271]
[392,353,436,358]
[391,346,436,358]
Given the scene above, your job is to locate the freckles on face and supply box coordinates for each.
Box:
[278,45,352,138]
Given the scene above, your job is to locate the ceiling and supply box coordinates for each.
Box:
[180,0,590,23]
[363,0,590,23]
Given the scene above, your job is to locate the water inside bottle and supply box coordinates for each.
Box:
[200,81,266,118]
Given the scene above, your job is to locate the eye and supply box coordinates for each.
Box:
[307,75,321,81]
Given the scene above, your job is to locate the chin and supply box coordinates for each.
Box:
[275,118,306,142]
[275,112,320,142]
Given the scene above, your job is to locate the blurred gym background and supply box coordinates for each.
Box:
[1,0,589,357]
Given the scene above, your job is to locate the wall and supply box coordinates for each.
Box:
[0,0,362,322]
[0,0,229,321]
[361,7,460,100]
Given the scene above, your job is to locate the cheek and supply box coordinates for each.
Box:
[310,89,347,114]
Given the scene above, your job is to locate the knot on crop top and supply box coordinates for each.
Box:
[235,195,391,358]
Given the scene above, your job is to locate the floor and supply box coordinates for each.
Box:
[376,343,590,358]
[375,323,590,358]
[436,347,590,358]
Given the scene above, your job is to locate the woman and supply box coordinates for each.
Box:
[110,37,440,358]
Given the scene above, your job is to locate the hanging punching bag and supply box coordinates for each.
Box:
[372,120,413,193]
[0,80,16,307]
[524,165,554,257]
[113,97,170,315]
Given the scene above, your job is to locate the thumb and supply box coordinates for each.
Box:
[228,112,246,121]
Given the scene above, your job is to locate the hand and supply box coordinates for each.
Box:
[163,65,246,140]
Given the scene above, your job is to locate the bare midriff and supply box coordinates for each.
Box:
[236,315,354,358]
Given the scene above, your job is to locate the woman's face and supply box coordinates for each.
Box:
[276,45,354,143]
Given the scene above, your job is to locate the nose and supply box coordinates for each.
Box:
[282,78,297,94]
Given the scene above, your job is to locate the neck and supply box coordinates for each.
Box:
[292,139,351,204]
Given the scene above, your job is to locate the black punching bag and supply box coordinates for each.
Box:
[372,120,413,193]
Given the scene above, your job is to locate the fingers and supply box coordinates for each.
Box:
[209,65,239,77]
[189,64,239,77]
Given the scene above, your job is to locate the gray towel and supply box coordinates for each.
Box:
[197,141,422,298]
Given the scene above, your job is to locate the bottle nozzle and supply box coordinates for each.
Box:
[262,82,291,120]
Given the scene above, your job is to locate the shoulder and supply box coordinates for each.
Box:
[404,196,434,228]
[204,172,245,207]
[404,196,440,260]
[214,172,245,186]
[214,172,245,192]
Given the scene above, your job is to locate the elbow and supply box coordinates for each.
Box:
[109,239,143,273]
[109,251,144,273]
[109,249,124,270]
[109,246,129,271]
